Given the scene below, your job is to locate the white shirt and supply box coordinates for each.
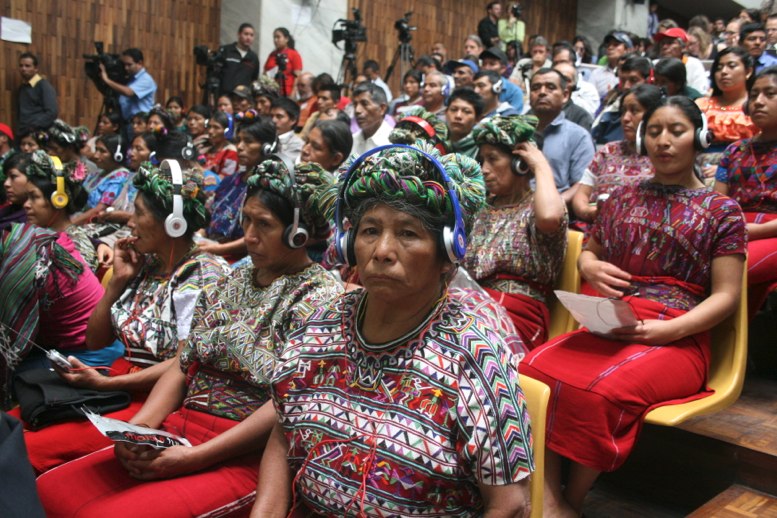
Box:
[278,131,305,164]
[572,76,601,116]
[588,65,618,100]
[371,77,393,103]
[684,55,709,94]
[351,121,393,156]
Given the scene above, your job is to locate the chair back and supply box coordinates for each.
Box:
[520,375,551,518]
[548,230,584,339]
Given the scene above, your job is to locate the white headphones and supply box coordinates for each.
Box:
[162,159,188,238]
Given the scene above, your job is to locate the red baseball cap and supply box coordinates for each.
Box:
[653,28,688,43]
[0,123,13,142]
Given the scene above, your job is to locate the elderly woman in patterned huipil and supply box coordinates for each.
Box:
[463,115,567,350]
[37,159,343,516]
[252,143,534,517]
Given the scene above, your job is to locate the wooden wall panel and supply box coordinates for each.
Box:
[347,0,578,94]
[1,0,220,131]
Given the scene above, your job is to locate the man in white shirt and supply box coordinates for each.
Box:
[351,82,392,156]
[270,97,305,163]
[362,60,393,103]
[653,28,708,93]
[551,43,600,116]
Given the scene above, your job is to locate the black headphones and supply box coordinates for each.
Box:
[510,134,543,176]
[181,139,197,161]
[334,144,467,266]
[636,104,712,155]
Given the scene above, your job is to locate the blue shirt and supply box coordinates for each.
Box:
[499,79,524,113]
[755,52,777,73]
[118,68,157,120]
[540,111,595,192]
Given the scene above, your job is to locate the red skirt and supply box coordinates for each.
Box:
[744,212,777,319]
[15,357,145,474]
[36,407,259,518]
[520,297,710,472]
[484,288,550,350]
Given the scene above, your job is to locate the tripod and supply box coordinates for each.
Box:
[384,41,414,85]
[337,40,359,95]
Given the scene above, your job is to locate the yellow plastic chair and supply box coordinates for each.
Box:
[100,267,114,289]
[547,230,584,339]
[645,263,748,426]
[520,374,551,518]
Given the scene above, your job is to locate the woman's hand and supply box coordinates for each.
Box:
[701,164,717,179]
[609,319,680,346]
[579,256,632,298]
[56,356,107,390]
[118,443,201,480]
[97,243,114,267]
[197,242,223,255]
[577,203,598,223]
[512,141,545,173]
[113,237,144,282]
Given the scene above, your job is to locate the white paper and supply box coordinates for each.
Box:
[84,410,191,449]
[554,290,638,335]
[1,17,32,44]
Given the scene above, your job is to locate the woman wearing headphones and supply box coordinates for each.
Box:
[199,114,277,259]
[22,161,229,475]
[521,97,746,517]
[37,159,342,517]
[23,150,97,271]
[252,144,533,518]
[462,115,567,351]
[203,111,238,180]
[72,133,131,225]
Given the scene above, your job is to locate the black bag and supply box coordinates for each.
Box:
[13,368,131,431]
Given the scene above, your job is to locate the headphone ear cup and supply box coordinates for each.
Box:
[636,121,646,155]
[695,111,712,150]
[262,140,278,157]
[113,142,124,163]
[336,228,357,266]
[493,79,503,94]
[283,223,309,249]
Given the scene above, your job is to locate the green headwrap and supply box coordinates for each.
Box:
[246,158,338,240]
[48,119,89,149]
[132,161,209,232]
[472,115,539,149]
[25,150,87,212]
[338,141,485,229]
[389,106,449,150]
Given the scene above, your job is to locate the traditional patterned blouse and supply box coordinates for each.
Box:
[579,140,654,200]
[716,138,777,214]
[592,181,746,311]
[204,144,239,179]
[206,171,246,242]
[83,167,131,208]
[272,289,534,517]
[462,194,568,303]
[111,249,228,368]
[179,263,342,421]
[697,97,758,145]
[64,224,97,272]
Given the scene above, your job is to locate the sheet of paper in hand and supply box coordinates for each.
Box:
[554,290,638,335]
[84,409,192,449]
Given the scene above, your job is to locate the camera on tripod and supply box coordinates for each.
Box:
[394,12,416,44]
[83,42,128,98]
[332,8,367,48]
[511,3,523,18]
[276,52,288,72]
[194,45,225,99]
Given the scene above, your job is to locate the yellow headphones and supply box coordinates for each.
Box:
[49,156,69,209]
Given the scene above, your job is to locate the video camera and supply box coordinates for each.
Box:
[394,12,416,44]
[83,42,128,98]
[332,8,367,49]
[194,45,225,96]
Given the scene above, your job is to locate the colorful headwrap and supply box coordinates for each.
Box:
[246,159,338,241]
[389,106,449,153]
[338,141,485,229]
[472,115,539,149]
[252,75,280,97]
[48,119,90,149]
[25,150,87,212]
[132,161,209,232]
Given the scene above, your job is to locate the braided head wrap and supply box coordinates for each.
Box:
[132,161,209,233]
[25,150,87,213]
[472,115,539,151]
[246,158,338,241]
[389,106,449,152]
[47,120,89,150]
[338,141,485,235]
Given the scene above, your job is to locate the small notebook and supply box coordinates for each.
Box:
[554,290,638,334]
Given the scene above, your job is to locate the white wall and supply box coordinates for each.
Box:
[577,0,648,55]
[221,0,348,80]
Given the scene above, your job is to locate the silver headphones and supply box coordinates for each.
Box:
[162,159,188,238]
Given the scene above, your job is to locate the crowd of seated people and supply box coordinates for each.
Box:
[0,5,776,516]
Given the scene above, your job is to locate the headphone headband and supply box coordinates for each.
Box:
[334,144,466,265]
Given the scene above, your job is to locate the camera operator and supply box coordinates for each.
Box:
[218,23,260,96]
[99,48,157,122]
[263,27,302,97]
[498,2,525,50]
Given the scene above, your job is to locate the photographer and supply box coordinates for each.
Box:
[218,23,260,96]
[263,27,302,97]
[498,2,526,50]
[100,48,157,123]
